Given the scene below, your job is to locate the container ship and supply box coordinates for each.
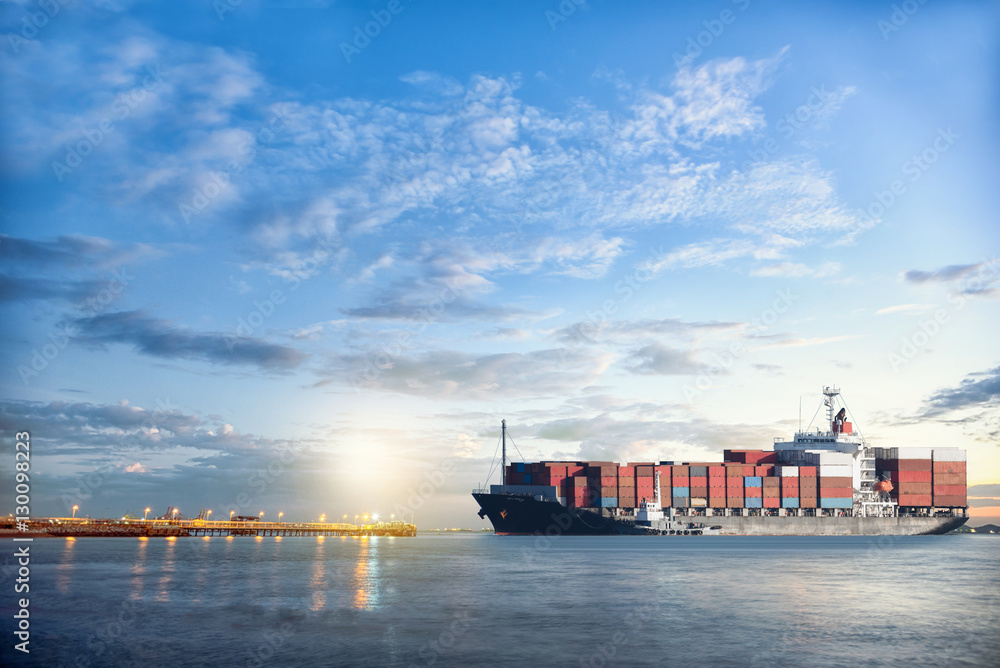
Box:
[472,387,969,536]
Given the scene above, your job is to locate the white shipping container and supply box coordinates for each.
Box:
[816,452,853,465]
[931,448,967,462]
[896,447,933,459]
[819,464,852,477]
[778,466,799,477]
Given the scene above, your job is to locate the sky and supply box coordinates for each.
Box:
[1,0,998,529]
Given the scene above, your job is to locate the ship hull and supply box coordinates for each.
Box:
[473,492,967,536]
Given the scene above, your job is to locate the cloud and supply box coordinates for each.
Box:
[750,261,840,279]
[968,484,1000,497]
[919,366,1000,418]
[624,343,705,376]
[904,263,985,284]
[875,303,935,315]
[71,310,307,371]
[340,347,612,399]
[749,334,862,351]
[553,317,742,346]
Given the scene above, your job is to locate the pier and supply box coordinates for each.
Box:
[0,517,417,538]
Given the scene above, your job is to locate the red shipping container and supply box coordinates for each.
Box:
[897,482,932,494]
[932,461,966,474]
[619,466,635,476]
[932,495,966,506]
[820,486,853,498]
[800,497,818,508]
[799,480,818,491]
[890,470,932,483]
[763,497,780,508]
[671,465,690,476]
[932,485,967,496]
[819,476,853,488]
[566,465,584,476]
[570,477,588,487]
[550,475,566,487]
[745,487,762,498]
[727,477,744,488]
[931,473,966,485]
[896,459,933,472]
[673,476,690,487]
[690,475,708,484]
[709,476,727,488]
[708,466,725,477]
[755,466,774,477]
[799,466,817,477]
[897,494,932,506]
[600,476,617,486]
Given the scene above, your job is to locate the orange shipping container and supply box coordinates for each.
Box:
[709,497,726,508]
[745,487,762,498]
[820,486,853,498]
[890,470,932,483]
[709,466,725,477]
[763,497,780,508]
[709,476,726,488]
[932,461,966,474]
[799,466,817,477]
[819,476,853,488]
[897,494,932,506]
[800,497,818,508]
[932,485,967,496]
[931,473,966,485]
[897,482,932,495]
[932,495,966,506]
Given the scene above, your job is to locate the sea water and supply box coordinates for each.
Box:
[1,533,997,667]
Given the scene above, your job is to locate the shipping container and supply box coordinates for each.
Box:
[745,497,763,508]
[762,476,780,488]
[600,476,617,486]
[932,462,967,474]
[777,466,799,477]
[896,482,932,495]
[932,495,966,506]
[672,487,690,497]
[781,498,800,509]
[889,470,932,483]
[820,486,853,498]
[800,497,818,508]
[598,498,618,508]
[690,498,708,507]
[799,466,817,477]
[689,466,708,477]
[744,487,762,498]
[726,478,744,489]
[709,497,726,507]
[932,485,967,496]
[618,466,634,476]
[819,464,852,478]
[744,476,763,488]
[726,498,744,508]
[820,498,852,509]
[763,497,780,508]
[671,497,689,508]
[931,448,967,462]
[709,476,727,488]
[726,466,743,477]
[897,494,933,506]
[930,473,967,485]
[671,465,689,476]
[672,476,690,487]
[691,486,709,497]
[636,465,653,477]
[708,466,725,477]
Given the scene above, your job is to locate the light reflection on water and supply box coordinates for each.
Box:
[8,535,997,668]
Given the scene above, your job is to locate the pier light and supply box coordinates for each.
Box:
[230,510,235,519]
[372,513,379,521]
[72,505,79,518]
[259,511,264,520]
[172,508,179,519]
[319,514,326,523]
[144,508,151,520]
[207,510,212,519]
[278,512,283,521]
[354,514,358,525]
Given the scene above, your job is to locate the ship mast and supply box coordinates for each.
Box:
[501,419,506,488]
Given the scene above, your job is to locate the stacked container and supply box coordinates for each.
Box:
[931,448,967,507]
[875,447,933,507]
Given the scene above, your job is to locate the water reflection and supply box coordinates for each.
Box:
[311,538,327,611]
[55,537,76,595]
[155,537,176,602]
[130,537,148,600]
[352,536,381,610]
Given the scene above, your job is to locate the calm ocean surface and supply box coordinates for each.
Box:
[1,533,998,667]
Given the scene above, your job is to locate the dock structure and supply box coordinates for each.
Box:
[0,517,417,538]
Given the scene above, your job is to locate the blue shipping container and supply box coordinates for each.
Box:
[524,473,531,484]
[820,498,853,509]
[744,477,762,488]
[599,498,618,508]
[516,463,525,472]
[782,498,800,509]
[672,487,690,497]
[745,497,763,508]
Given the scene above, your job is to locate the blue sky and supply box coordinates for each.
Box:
[1,0,998,527]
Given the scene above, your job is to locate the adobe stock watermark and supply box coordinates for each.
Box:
[683,288,796,403]
[17,267,133,385]
[51,66,166,182]
[392,460,456,521]
[411,611,473,667]
[878,0,930,41]
[545,0,586,31]
[340,0,410,64]
[5,0,75,55]
[577,601,662,668]
[888,257,998,371]
[672,0,752,67]
[852,127,958,237]
[178,107,289,224]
